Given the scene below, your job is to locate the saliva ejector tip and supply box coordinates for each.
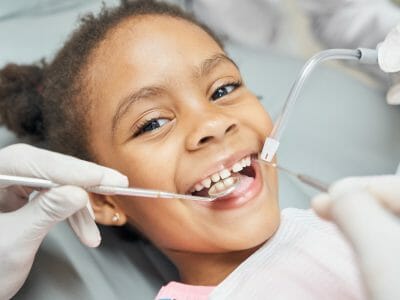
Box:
[260,137,280,162]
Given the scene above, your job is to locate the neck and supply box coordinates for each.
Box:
[164,245,262,286]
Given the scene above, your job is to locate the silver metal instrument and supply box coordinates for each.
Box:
[0,174,241,202]
[256,160,329,192]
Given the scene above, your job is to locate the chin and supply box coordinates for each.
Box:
[223,202,280,251]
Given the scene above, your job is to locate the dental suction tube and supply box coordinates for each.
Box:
[260,48,379,162]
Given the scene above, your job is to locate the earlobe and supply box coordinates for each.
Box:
[88,193,127,226]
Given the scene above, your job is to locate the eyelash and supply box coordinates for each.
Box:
[133,80,242,137]
[133,117,169,137]
[211,80,242,101]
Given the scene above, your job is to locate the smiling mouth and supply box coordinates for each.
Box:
[188,154,257,197]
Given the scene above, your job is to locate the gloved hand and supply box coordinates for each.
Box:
[0,144,128,300]
[298,0,400,104]
[312,175,400,300]
[379,23,400,104]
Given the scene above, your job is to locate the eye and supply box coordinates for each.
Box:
[211,81,241,101]
[133,118,169,137]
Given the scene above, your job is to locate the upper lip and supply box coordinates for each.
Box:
[184,149,256,194]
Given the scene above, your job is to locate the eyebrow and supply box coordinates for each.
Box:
[196,53,240,78]
[112,86,164,134]
[112,53,239,134]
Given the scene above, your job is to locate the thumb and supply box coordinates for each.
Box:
[311,193,333,220]
[378,23,400,73]
[68,209,101,248]
[367,175,400,215]
[18,186,91,243]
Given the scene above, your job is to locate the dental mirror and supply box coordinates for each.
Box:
[0,174,243,203]
[207,176,241,199]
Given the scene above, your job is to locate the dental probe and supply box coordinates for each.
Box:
[260,48,379,162]
[256,160,329,192]
[0,174,237,202]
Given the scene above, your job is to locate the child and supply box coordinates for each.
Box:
[0,1,366,299]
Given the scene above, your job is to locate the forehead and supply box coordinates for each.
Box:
[84,15,225,109]
[89,15,223,78]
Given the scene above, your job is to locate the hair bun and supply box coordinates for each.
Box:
[0,63,45,140]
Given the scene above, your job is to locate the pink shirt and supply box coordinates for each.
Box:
[156,281,214,300]
[155,208,366,300]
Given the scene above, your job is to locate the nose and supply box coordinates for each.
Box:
[185,112,239,151]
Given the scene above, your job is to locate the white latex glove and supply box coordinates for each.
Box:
[0,144,128,300]
[379,23,400,104]
[298,0,400,104]
[312,175,400,300]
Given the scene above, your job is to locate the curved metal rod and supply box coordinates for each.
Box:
[260,48,376,162]
[271,49,361,140]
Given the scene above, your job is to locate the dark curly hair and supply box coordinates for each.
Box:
[0,0,222,161]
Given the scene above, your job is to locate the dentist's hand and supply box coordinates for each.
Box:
[0,144,128,300]
[312,175,400,300]
[379,23,400,105]
[298,0,400,105]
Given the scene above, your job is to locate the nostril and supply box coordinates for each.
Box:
[198,124,237,145]
[199,136,212,145]
[225,124,237,134]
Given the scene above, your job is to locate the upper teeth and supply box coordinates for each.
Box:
[190,155,252,193]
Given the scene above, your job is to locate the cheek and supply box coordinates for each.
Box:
[236,98,273,138]
[106,143,187,238]
[98,140,180,190]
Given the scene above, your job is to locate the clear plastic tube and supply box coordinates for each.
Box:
[261,48,378,162]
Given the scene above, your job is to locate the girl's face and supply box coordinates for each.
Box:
[86,15,280,254]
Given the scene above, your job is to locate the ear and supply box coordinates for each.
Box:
[88,193,127,226]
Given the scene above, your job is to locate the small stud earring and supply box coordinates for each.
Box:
[112,212,120,223]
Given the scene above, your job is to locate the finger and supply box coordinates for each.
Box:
[329,189,400,300]
[0,144,128,187]
[386,82,400,105]
[68,209,101,248]
[17,186,91,241]
[311,193,333,220]
[366,176,400,216]
[330,189,398,250]
[331,175,400,216]
[329,176,372,199]
[378,23,400,73]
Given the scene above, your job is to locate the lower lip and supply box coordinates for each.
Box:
[197,161,263,210]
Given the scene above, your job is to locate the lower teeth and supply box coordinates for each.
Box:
[208,176,236,195]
